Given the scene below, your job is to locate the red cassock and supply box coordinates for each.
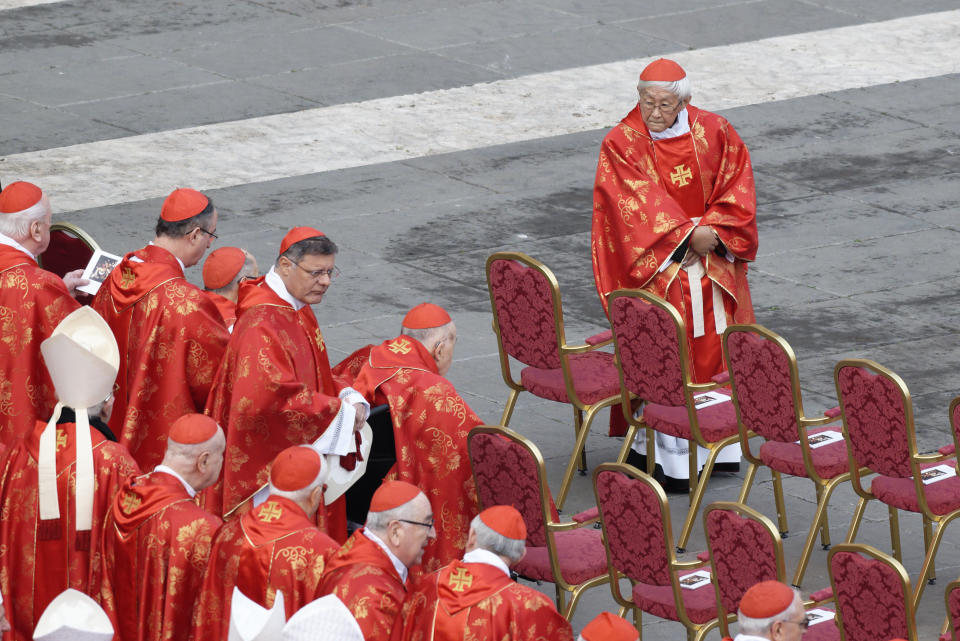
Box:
[204,291,237,330]
[0,420,139,641]
[92,245,228,468]
[205,278,349,531]
[319,529,407,641]
[191,495,337,641]
[99,470,222,641]
[341,336,482,577]
[591,104,758,382]
[391,560,574,641]
[0,246,79,447]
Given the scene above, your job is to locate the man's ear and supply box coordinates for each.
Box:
[196,451,210,474]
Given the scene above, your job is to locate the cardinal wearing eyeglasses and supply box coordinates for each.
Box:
[204,227,369,540]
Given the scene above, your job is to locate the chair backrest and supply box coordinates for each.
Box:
[594,463,672,586]
[609,290,686,407]
[37,222,99,278]
[486,253,562,370]
[704,502,785,621]
[468,426,550,547]
[945,579,960,641]
[828,543,914,641]
[724,326,801,443]
[835,360,913,478]
[950,397,960,473]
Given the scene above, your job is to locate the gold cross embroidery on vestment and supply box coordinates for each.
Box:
[120,266,136,289]
[670,164,692,187]
[315,328,325,352]
[56,429,67,452]
[260,501,283,523]
[121,491,142,514]
[387,338,412,355]
[448,567,473,592]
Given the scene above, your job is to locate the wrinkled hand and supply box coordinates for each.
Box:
[352,402,368,432]
[99,394,115,424]
[682,227,718,266]
[62,269,90,297]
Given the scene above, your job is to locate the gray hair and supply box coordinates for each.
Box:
[737,587,802,635]
[400,323,451,349]
[637,77,692,101]
[366,498,419,533]
[0,192,50,240]
[470,515,526,563]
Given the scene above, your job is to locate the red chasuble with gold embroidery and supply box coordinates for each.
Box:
[591,105,758,382]
[204,291,236,330]
[0,421,139,641]
[205,278,346,520]
[319,529,407,641]
[0,246,79,447]
[100,470,221,641]
[92,245,228,469]
[391,561,573,641]
[191,496,336,641]
[346,336,482,577]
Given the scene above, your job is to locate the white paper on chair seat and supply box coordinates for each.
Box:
[797,430,844,449]
[692,391,730,409]
[805,608,836,625]
[678,569,712,590]
[920,464,957,485]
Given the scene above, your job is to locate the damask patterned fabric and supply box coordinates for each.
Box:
[947,583,960,641]
[802,616,842,641]
[704,509,779,614]
[488,259,561,370]
[836,366,912,478]
[643,397,738,443]
[725,330,798,442]
[830,550,911,641]
[514,527,608,585]
[759,426,850,480]
[596,469,670,585]
[519,351,620,405]
[610,295,686,406]
[871,461,960,516]
[631,567,718,624]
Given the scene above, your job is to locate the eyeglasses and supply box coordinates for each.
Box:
[196,227,218,240]
[782,615,812,631]
[638,98,683,114]
[397,518,435,530]
[290,260,340,280]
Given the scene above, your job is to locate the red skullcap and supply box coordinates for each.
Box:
[369,480,421,512]
[579,612,638,641]
[279,226,325,256]
[639,58,686,82]
[203,247,246,289]
[0,181,44,214]
[478,505,527,540]
[402,303,452,329]
[739,581,795,618]
[161,188,209,222]
[270,446,323,491]
[168,413,219,444]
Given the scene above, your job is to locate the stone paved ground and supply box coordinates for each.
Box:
[2,0,960,637]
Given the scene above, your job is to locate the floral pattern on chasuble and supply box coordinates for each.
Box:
[0,246,80,447]
[92,244,228,471]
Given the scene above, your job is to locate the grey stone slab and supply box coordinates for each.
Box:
[530,0,726,23]
[247,51,502,105]
[834,172,960,220]
[0,54,226,107]
[745,267,838,311]
[435,23,675,76]
[343,2,593,51]
[0,97,134,155]
[826,74,957,123]
[816,0,960,19]
[614,0,862,49]
[0,30,129,76]
[61,80,319,135]
[0,14,56,39]
[242,0,494,25]
[752,169,822,206]
[848,276,960,334]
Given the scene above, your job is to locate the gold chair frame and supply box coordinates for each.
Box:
[467,425,610,620]
[836,359,958,603]
[485,251,621,510]
[942,576,960,641]
[724,323,865,587]
[827,543,917,641]
[608,289,738,552]
[37,221,101,270]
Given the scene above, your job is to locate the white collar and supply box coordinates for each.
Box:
[153,465,197,498]
[733,635,773,641]
[0,231,36,259]
[462,548,511,578]
[650,106,690,140]
[265,266,305,311]
[363,527,408,583]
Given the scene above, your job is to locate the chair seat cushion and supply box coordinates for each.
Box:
[871,461,960,516]
[520,351,620,405]
[514,527,608,585]
[802,610,841,641]
[631,568,717,624]
[759,426,850,480]
[643,395,738,443]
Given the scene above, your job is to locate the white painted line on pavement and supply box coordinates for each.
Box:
[3,9,960,213]
[0,0,65,9]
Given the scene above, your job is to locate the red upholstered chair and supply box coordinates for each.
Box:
[37,222,99,304]
[467,425,609,619]
[827,543,917,641]
[940,578,960,641]
[723,324,860,587]
[703,501,839,641]
[607,289,739,552]
[485,252,622,509]
[593,462,722,641]
[835,359,960,604]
